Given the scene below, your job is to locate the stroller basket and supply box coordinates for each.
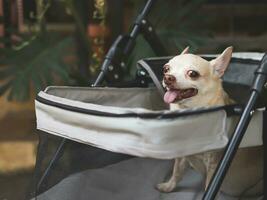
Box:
[36,86,262,159]
[31,53,267,200]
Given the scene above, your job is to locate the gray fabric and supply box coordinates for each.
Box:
[223,62,258,86]
[45,87,167,110]
[137,60,165,97]
[137,57,260,104]
[44,60,260,109]
[34,158,262,200]
[36,84,263,159]
[35,53,264,200]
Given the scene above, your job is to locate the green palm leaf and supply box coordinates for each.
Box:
[0,34,75,101]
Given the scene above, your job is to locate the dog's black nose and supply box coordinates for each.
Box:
[164,74,176,85]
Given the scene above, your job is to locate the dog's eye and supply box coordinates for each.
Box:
[163,65,170,74]
[187,70,200,79]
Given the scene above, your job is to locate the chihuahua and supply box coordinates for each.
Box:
[157,46,234,192]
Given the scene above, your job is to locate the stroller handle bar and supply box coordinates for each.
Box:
[92,0,166,86]
[203,53,267,200]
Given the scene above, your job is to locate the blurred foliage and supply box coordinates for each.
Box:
[0,0,88,101]
[152,0,209,49]
[0,0,209,101]
[0,33,75,101]
[126,0,209,77]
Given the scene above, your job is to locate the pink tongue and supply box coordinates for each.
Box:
[164,90,179,104]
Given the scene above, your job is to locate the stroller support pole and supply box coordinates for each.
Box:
[36,138,67,193]
[203,54,267,200]
[35,0,161,192]
[203,91,257,200]
[92,0,167,86]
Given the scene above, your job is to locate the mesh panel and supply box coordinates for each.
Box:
[28,132,263,200]
[28,131,132,199]
[139,57,267,107]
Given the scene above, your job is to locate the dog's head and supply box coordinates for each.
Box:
[163,46,233,107]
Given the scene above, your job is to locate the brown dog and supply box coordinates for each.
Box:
[157,47,234,192]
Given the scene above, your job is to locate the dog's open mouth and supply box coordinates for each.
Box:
[164,88,198,103]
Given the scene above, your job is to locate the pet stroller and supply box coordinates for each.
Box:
[28,1,267,200]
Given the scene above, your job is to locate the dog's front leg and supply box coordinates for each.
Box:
[204,152,219,190]
[205,162,217,190]
[157,157,187,192]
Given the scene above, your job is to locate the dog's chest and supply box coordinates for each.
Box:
[187,152,221,173]
[169,89,232,172]
[197,152,220,167]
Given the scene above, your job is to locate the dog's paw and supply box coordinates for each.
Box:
[156,181,176,193]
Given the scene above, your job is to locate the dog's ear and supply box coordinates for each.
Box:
[210,46,233,77]
[180,46,189,55]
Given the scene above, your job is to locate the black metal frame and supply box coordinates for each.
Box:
[263,110,267,200]
[203,54,267,199]
[35,0,166,195]
[34,0,267,199]
[93,0,167,85]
